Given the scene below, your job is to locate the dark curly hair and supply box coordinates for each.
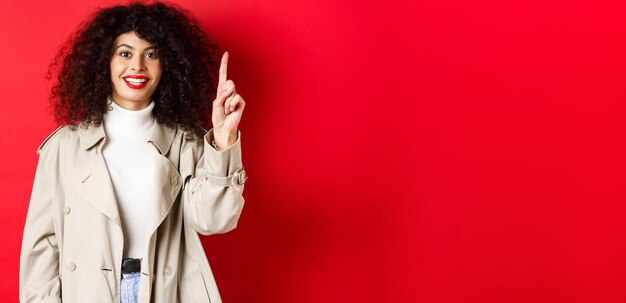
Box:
[45,0,220,141]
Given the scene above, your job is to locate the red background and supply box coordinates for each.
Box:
[2,0,626,302]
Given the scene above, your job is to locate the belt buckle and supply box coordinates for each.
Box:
[122,258,141,274]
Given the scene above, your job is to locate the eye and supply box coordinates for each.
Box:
[119,51,131,58]
[146,52,159,59]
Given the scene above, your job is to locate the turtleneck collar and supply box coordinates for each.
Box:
[103,95,156,138]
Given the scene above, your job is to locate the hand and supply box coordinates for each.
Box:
[212,51,245,149]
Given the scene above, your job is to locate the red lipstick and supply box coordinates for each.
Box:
[123,75,150,89]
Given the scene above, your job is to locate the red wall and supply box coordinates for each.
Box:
[2,0,626,302]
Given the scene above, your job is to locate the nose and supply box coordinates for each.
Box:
[130,56,145,72]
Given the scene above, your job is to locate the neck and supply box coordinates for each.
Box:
[103,95,156,137]
[110,93,152,110]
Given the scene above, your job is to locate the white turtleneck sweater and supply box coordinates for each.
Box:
[102,97,157,259]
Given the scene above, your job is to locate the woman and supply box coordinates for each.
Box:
[19,1,247,302]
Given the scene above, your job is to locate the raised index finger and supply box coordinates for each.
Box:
[218,51,229,89]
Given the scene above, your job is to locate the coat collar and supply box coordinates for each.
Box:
[77,120,177,156]
[72,119,183,236]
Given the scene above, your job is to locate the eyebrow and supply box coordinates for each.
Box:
[116,43,157,51]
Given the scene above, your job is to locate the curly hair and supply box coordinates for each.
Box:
[45,0,220,141]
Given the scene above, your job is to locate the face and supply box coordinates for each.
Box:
[109,31,162,110]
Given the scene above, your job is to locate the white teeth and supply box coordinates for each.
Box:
[125,78,148,83]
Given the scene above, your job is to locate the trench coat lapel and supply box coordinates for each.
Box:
[145,120,183,236]
[72,121,182,232]
[145,149,183,236]
[72,123,121,224]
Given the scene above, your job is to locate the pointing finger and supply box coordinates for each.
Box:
[218,51,229,90]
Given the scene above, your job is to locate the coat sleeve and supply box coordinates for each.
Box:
[181,128,247,236]
[19,127,66,303]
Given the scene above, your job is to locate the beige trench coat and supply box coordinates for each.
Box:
[19,121,247,303]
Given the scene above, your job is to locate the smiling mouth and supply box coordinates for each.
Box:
[123,78,148,89]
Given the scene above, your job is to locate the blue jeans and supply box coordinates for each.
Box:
[120,272,141,303]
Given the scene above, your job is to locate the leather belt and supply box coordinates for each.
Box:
[121,258,141,274]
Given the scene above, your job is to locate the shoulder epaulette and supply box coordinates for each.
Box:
[37,125,68,155]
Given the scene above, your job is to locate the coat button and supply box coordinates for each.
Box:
[63,205,71,215]
[66,262,76,272]
[170,177,179,186]
[163,266,173,276]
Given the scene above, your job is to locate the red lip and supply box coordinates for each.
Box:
[123,75,150,89]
